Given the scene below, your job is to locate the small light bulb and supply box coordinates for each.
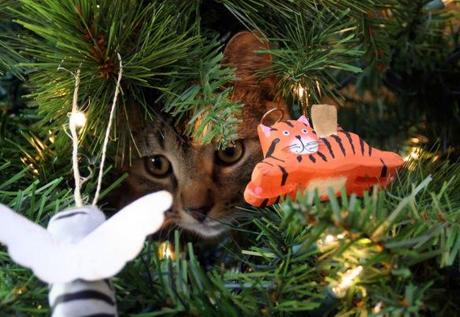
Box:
[404,147,421,162]
[295,85,305,98]
[324,235,336,244]
[158,242,176,260]
[373,301,384,313]
[331,266,363,297]
[69,111,87,128]
[317,232,347,250]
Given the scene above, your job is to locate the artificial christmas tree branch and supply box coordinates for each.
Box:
[0,0,459,316]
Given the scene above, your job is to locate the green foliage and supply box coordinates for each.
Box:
[346,0,460,152]
[266,10,363,108]
[0,163,72,316]
[1,0,460,316]
[0,0,24,77]
[11,0,200,154]
[220,0,389,107]
[3,154,459,316]
[163,40,241,148]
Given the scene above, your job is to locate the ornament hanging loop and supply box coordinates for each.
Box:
[260,108,284,126]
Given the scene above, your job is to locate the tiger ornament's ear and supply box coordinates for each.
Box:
[223,31,290,138]
[259,124,272,138]
[297,115,311,127]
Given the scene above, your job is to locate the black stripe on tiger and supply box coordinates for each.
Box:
[260,199,269,208]
[359,137,365,156]
[331,134,346,156]
[321,138,335,159]
[380,159,388,178]
[274,196,281,205]
[368,144,372,156]
[265,138,279,158]
[265,138,284,162]
[297,155,302,162]
[309,155,316,163]
[262,161,274,167]
[317,151,327,162]
[284,121,294,127]
[279,165,288,186]
[51,290,115,312]
[344,131,356,154]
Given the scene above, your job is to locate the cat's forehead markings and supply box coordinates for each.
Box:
[283,121,294,128]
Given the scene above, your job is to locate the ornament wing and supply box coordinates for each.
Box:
[0,204,77,283]
[74,191,172,281]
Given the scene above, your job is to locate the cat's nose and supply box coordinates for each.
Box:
[184,205,213,222]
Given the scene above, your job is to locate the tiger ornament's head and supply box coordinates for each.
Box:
[258,115,319,157]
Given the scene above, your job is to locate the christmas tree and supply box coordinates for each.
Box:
[1,0,460,316]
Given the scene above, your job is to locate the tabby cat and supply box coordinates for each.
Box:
[118,32,289,238]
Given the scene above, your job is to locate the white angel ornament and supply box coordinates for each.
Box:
[0,190,172,317]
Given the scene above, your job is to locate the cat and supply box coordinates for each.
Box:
[117,32,289,238]
[244,115,404,207]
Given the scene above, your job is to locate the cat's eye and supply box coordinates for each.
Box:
[301,128,308,134]
[283,130,290,136]
[144,155,172,178]
[216,141,244,165]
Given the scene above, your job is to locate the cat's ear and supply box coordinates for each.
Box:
[297,115,311,127]
[224,32,290,138]
[258,124,272,137]
[223,31,271,85]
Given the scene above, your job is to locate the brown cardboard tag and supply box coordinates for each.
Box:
[311,104,337,138]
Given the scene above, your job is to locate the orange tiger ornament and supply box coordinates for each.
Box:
[244,115,404,207]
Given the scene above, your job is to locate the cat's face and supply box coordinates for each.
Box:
[121,122,263,238]
[258,116,319,156]
[119,31,290,238]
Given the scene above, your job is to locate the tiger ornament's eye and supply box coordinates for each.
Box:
[216,141,244,165]
[145,155,172,177]
[283,130,290,136]
[301,128,308,134]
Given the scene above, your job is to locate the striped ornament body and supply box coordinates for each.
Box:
[46,207,118,317]
[49,279,117,317]
[244,116,404,207]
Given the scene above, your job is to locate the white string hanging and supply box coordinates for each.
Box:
[69,69,84,207]
[68,53,123,207]
[92,53,123,205]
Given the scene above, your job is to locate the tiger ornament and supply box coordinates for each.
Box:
[244,105,405,207]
